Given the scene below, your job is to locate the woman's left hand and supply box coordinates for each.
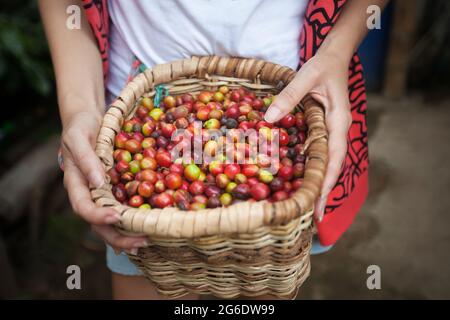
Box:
[264,51,352,222]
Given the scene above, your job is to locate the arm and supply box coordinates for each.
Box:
[265,0,389,221]
[39,0,147,252]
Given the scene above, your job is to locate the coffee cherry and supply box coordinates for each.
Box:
[154,192,174,208]
[208,109,223,120]
[224,164,241,180]
[184,164,201,181]
[142,137,156,149]
[129,195,144,207]
[234,173,247,184]
[242,164,259,178]
[258,169,274,184]
[173,189,192,204]
[215,173,230,189]
[247,177,259,187]
[197,106,211,121]
[284,181,293,192]
[154,180,166,193]
[141,96,154,109]
[121,172,134,183]
[155,150,172,167]
[205,185,221,198]
[280,114,296,129]
[287,127,298,136]
[165,173,182,190]
[279,130,290,147]
[292,178,303,191]
[140,169,157,184]
[293,163,305,178]
[252,98,264,110]
[198,91,213,104]
[219,86,229,95]
[129,160,141,174]
[298,131,306,144]
[108,168,121,185]
[163,96,177,109]
[115,160,130,174]
[175,118,189,129]
[149,108,164,121]
[204,118,220,130]
[123,120,135,133]
[191,202,206,210]
[232,183,250,200]
[112,184,127,202]
[225,106,240,119]
[213,91,224,102]
[125,180,139,196]
[207,196,221,208]
[272,190,289,202]
[250,183,270,200]
[138,181,154,198]
[114,150,132,163]
[219,193,233,206]
[189,180,205,195]
[209,161,225,176]
[226,182,237,194]
[288,134,299,147]
[296,112,307,130]
[270,177,284,192]
[172,105,189,119]
[140,157,157,171]
[278,166,294,180]
[125,139,142,154]
[224,118,237,129]
[263,97,272,107]
[230,90,241,102]
[115,132,129,149]
[169,163,184,175]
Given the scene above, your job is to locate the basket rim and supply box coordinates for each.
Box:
[92,55,328,239]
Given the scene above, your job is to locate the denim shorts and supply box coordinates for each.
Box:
[106,237,333,276]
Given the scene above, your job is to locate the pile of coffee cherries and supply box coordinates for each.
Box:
[108,86,307,210]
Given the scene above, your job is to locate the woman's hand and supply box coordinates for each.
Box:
[62,111,148,254]
[264,51,352,222]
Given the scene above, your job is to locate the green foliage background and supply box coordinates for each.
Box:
[0,0,53,97]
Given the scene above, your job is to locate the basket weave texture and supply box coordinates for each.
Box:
[92,56,328,299]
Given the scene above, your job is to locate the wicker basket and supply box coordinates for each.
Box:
[92,56,328,299]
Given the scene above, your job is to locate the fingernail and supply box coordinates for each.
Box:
[316,197,327,222]
[105,214,120,224]
[264,106,282,123]
[89,171,105,188]
[126,248,138,255]
[133,240,149,248]
[318,212,324,222]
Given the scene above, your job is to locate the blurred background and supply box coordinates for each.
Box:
[0,0,449,299]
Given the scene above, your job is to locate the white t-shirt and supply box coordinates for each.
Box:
[106,0,308,99]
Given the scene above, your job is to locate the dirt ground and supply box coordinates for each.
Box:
[299,94,450,299]
[7,93,450,299]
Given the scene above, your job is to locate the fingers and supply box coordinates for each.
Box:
[64,162,120,225]
[314,93,352,222]
[63,128,105,188]
[92,225,149,252]
[264,65,317,123]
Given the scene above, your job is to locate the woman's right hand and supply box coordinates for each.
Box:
[61,111,148,254]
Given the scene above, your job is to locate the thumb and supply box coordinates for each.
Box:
[264,69,315,123]
[63,132,105,188]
